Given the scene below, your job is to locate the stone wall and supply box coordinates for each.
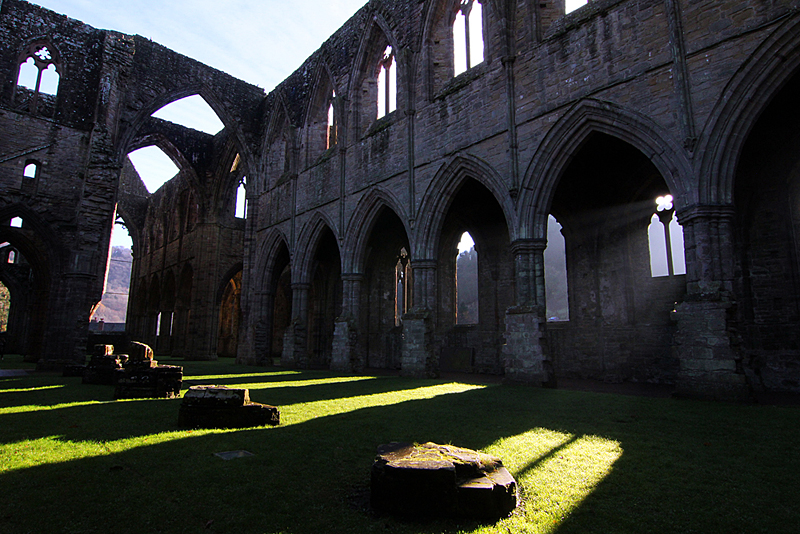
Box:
[3,0,800,399]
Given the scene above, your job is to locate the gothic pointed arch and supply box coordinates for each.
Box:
[304,60,341,164]
[255,228,292,290]
[415,153,517,258]
[294,212,341,284]
[520,98,691,240]
[697,15,800,205]
[263,92,296,191]
[349,13,403,136]
[119,85,256,180]
[343,188,411,274]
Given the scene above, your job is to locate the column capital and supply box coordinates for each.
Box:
[341,273,364,282]
[411,259,437,270]
[511,238,547,255]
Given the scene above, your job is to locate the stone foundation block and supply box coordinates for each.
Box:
[371,442,517,520]
[114,365,183,399]
[178,385,279,428]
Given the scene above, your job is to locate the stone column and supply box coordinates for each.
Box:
[401,259,437,377]
[672,205,749,401]
[503,239,554,386]
[282,282,309,368]
[331,273,363,373]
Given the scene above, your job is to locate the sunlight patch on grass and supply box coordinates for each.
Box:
[0,430,221,474]
[200,375,379,392]
[479,429,623,533]
[186,370,301,381]
[280,382,486,425]
[0,384,65,394]
[0,400,117,415]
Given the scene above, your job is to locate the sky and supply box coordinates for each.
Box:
[29,0,588,247]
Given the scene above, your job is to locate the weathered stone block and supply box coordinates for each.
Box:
[371,442,517,520]
[178,385,279,428]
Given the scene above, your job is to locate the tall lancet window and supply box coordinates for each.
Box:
[453,0,484,76]
[377,46,396,119]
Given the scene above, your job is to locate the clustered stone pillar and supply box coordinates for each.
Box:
[331,273,363,372]
[503,239,553,386]
[282,282,309,368]
[672,205,749,401]
[401,259,437,377]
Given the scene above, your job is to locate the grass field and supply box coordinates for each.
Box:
[1,354,798,533]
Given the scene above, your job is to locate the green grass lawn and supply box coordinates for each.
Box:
[1,354,798,534]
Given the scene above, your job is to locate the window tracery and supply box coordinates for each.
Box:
[16,42,61,114]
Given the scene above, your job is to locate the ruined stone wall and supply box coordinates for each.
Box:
[3,0,800,397]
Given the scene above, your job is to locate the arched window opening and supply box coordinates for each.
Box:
[7,251,16,264]
[377,46,396,119]
[395,247,410,326]
[235,176,247,219]
[92,219,133,325]
[39,64,60,95]
[127,146,180,193]
[648,195,686,277]
[0,281,9,333]
[23,161,38,179]
[155,311,162,337]
[17,57,39,90]
[453,0,484,77]
[545,215,569,321]
[152,95,224,135]
[10,217,23,228]
[327,90,338,149]
[455,231,478,325]
[16,44,60,114]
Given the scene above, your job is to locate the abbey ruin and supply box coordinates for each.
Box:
[2,0,800,401]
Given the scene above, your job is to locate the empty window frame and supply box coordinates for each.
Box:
[16,43,61,114]
[23,161,39,179]
[327,90,338,149]
[648,195,686,277]
[377,46,396,119]
[455,232,478,325]
[235,177,247,219]
[453,0,484,76]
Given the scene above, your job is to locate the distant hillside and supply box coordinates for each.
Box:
[91,246,132,324]
[0,282,9,332]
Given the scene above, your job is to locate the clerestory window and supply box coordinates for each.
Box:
[327,90,338,149]
[16,43,61,114]
[453,0,484,77]
[377,46,396,119]
[235,176,247,219]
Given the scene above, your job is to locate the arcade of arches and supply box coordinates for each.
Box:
[2,0,800,401]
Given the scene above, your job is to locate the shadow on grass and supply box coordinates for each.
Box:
[2,368,799,534]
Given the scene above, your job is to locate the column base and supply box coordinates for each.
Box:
[401,311,437,378]
[331,318,362,373]
[672,299,752,402]
[502,307,556,387]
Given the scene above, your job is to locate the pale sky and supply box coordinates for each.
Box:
[29,0,587,246]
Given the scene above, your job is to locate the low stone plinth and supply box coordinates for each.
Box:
[178,385,280,428]
[114,364,183,399]
[371,442,517,520]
